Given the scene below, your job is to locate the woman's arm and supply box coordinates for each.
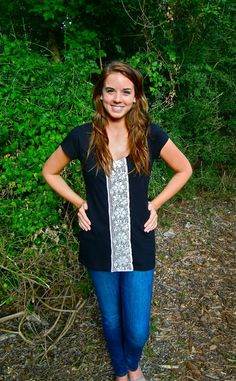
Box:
[144,139,192,232]
[42,146,91,230]
[151,139,193,210]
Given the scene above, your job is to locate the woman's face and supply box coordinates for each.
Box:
[101,72,136,121]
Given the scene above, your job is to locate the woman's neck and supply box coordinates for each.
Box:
[106,120,129,161]
[106,118,127,133]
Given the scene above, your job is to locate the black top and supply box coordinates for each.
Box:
[61,122,169,272]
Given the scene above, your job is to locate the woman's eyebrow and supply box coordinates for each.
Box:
[104,86,133,90]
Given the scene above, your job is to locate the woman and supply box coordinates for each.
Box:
[42,62,192,381]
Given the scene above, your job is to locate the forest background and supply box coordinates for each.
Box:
[0,0,235,309]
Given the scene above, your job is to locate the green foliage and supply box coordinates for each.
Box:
[129,51,174,101]
[0,30,102,305]
[130,0,236,193]
[0,35,100,236]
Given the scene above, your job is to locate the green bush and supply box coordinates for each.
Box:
[0,35,101,304]
[0,35,100,237]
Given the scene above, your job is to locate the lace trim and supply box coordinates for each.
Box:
[106,158,133,272]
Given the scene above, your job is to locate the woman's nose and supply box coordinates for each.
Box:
[113,92,122,102]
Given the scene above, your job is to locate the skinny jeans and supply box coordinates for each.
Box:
[88,269,154,377]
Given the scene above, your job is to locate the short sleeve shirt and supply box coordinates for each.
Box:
[61,122,169,271]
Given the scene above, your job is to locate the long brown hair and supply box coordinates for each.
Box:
[88,61,150,175]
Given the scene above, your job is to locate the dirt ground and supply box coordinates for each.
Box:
[0,196,235,381]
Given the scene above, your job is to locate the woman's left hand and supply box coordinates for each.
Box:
[144,201,158,233]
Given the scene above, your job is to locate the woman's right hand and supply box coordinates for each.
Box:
[78,201,91,231]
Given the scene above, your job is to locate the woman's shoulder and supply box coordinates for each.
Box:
[69,122,93,136]
[60,122,92,160]
[148,123,168,139]
[148,123,169,158]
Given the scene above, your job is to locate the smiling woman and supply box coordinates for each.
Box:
[42,61,192,381]
[90,62,150,176]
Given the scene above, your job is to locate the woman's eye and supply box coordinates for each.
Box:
[123,91,131,95]
[106,89,114,93]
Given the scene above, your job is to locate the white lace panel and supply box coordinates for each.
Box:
[106,158,133,272]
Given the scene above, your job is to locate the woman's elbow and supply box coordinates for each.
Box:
[185,162,193,179]
[42,164,50,181]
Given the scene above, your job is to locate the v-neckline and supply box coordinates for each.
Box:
[113,155,129,163]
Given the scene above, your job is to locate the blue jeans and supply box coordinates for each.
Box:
[88,270,154,377]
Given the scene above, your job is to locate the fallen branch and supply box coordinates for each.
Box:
[0,311,25,324]
[42,299,86,357]
[41,287,69,338]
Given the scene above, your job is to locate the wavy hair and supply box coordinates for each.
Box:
[88,61,150,175]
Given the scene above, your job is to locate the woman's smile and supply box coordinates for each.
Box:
[111,105,125,112]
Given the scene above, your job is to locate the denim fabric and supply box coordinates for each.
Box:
[88,270,154,377]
